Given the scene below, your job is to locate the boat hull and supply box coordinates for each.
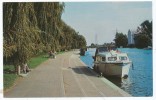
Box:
[93,62,131,78]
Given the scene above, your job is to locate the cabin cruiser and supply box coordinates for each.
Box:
[93,46,132,78]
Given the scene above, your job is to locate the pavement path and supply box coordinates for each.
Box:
[4,50,131,97]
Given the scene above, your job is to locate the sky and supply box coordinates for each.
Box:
[61,2,152,46]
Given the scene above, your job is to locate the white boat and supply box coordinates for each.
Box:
[93,46,132,78]
[144,46,152,50]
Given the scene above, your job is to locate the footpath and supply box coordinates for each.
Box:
[4,50,131,97]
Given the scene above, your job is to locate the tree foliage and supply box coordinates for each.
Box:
[3,3,41,66]
[135,20,152,48]
[134,34,151,49]
[114,32,128,48]
[137,20,152,39]
[3,2,86,73]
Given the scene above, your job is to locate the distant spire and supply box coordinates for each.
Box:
[116,28,118,34]
[95,34,98,45]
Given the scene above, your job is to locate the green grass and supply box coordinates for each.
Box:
[28,54,49,69]
[3,74,18,90]
[3,65,15,72]
[28,51,65,68]
[3,65,18,90]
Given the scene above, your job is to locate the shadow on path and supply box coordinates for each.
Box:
[72,66,97,77]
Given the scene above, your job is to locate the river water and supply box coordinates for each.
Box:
[80,48,153,96]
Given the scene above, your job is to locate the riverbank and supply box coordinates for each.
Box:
[4,50,131,97]
[81,48,153,96]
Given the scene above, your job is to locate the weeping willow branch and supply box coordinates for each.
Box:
[3,2,86,74]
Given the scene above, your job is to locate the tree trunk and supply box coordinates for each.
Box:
[16,65,21,75]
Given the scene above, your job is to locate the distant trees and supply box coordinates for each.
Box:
[114,32,128,48]
[134,34,151,48]
[137,20,152,39]
[3,2,86,74]
[89,43,96,48]
[113,20,152,49]
[134,20,152,48]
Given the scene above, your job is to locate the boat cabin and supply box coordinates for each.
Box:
[95,51,129,63]
[93,46,117,61]
[95,46,117,55]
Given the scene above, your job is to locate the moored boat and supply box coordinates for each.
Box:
[80,48,87,56]
[93,46,132,78]
[144,46,152,50]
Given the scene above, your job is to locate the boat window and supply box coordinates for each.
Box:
[111,47,117,51]
[108,57,117,61]
[119,56,127,60]
[98,47,108,52]
[102,57,105,61]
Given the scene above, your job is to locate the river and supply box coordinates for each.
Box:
[80,48,153,96]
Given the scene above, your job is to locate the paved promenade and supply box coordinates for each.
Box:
[4,51,131,97]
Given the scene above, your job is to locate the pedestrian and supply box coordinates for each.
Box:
[22,63,31,74]
[49,50,52,58]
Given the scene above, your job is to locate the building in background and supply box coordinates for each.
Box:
[127,29,135,45]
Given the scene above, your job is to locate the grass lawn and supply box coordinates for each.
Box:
[4,74,18,90]
[28,54,49,69]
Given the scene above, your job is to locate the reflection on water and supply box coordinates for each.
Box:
[104,76,123,87]
[80,48,153,96]
[105,76,134,93]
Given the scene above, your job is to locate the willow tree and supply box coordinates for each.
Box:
[34,2,65,52]
[48,2,65,51]
[3,2,86,74]
[3,3,41,74]
[61,23,73,50]
[60,20,86,50]
[76,34,86,48]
